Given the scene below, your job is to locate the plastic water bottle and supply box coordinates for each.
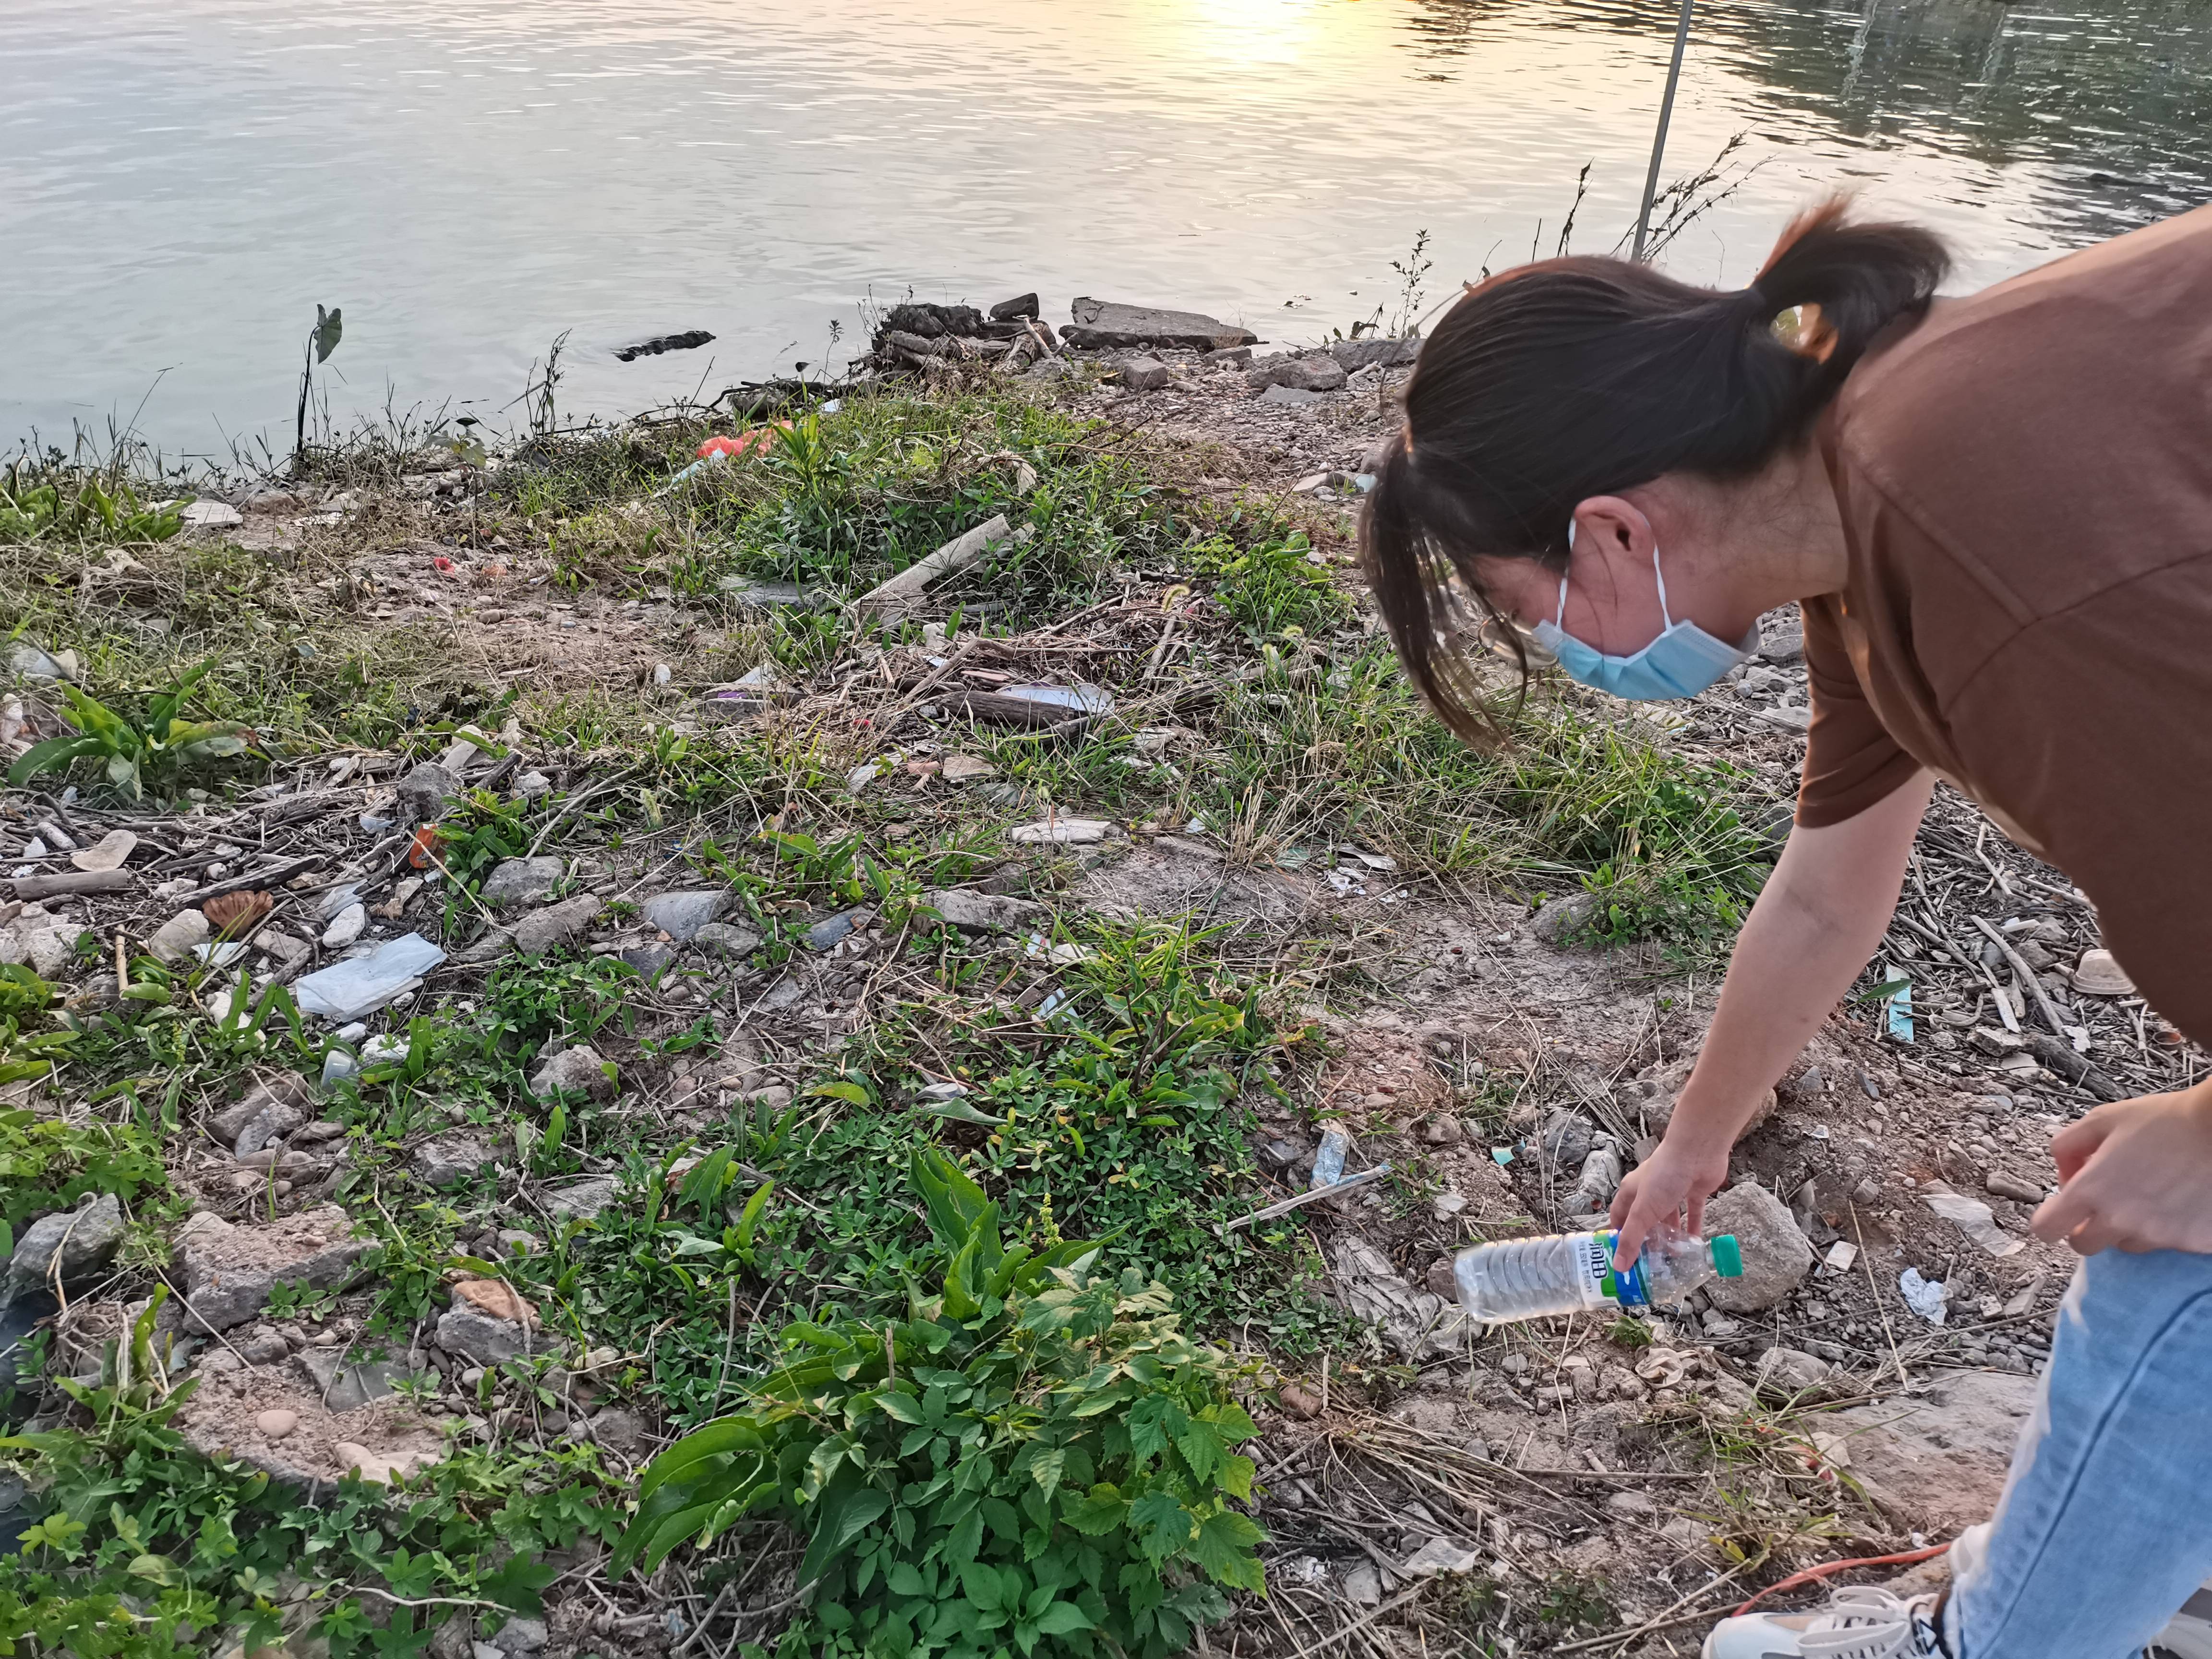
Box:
[1309,1121,1352,1190]
[1453,1227,1743,1323]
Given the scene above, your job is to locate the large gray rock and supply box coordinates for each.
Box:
[5,1194,125,1301]
[513,894,603,956]
[396,762,461,825]
[208,1072,315,1148]
[413,1134,497,1189]
[297,1348,423,1412]
[1248,356,1347,395]
[148,908,210,965]
[1329,337,1421,373]
[175,1205,372,1333]
[641,890,726,943]
[232,1101,304,1160]
[1117,355,1171,392]
[528,1045,614,1104]
[480,857,564,909]
[1820,1369,2038,1530]
[691,921,762,958]
[1060,297,1256,352]
[1704,1184,1815,1313]
[436,1305,547,1367]
[925,889,1047,934]
[543,1177,620,1221]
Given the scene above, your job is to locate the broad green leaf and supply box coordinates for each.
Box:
[314,304,344,362]
[1064,1489,1127,1537]
[1128,1490,1195,1565]
[959,1561,1004,1611]
[1033,1603,1095,1635]
[1189,1509,1267,1590]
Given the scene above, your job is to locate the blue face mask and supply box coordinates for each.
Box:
[1529,527,1757,701]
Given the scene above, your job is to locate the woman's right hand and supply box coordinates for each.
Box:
[1609,1130,1731,1269]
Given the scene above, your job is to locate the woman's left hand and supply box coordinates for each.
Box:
[2032,1083,2212,1255]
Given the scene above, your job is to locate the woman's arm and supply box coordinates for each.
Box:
[1609,770,1935,1266]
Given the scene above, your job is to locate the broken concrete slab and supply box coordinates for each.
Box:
[1117,355,1171,391]
[176,1205,372,1333]
[1060,297,1256,352]
[1248,356,1346,395]
[1822,1370,2038,1531]
[1328,337,1421,373]
[925,889,1048,933]
[297,1348,425,1413]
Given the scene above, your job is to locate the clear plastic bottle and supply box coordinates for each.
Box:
[1453,1227,1743,1323]
[1309,1120,1352,1190]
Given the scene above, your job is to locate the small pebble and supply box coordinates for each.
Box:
[256,1408,299,1439]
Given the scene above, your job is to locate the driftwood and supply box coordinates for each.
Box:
[10,868,133,899]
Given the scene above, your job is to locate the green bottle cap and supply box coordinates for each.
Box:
[1709,1234,1744,1278]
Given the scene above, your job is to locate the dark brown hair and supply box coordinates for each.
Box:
[1360,199,1949,744]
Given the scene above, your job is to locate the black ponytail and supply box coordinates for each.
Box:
[1361,197,1949,745]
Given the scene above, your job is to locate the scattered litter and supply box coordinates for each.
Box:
[1309,1120,1352,1190]
[1400,1537,1482,1577]
[2072,948,2135,996]
[1491,1145,1515,1166]
[857,515,1034,616]
[1885,975,1914,1043]
[295,933,446,1022]
[1898,1266,1951,1324]
[180,500,243,530]
[1823,1239,1860,1273]
[952,683,1115,728]
[1008,817,1111,845]
[1920,1180,2026,1258]
[68,830,135,873]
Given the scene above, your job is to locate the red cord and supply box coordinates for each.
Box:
[1729,1544,1952,1618]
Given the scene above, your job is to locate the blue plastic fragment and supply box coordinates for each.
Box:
[1886,977,1915,1043]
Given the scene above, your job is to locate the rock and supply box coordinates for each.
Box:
[989,293,1040,323]
[258,928,312,968]
[805,910,866,951]
[1605,1488,1659,1518]
[940,754,996,782]
[620,945,674,980]
[435,1304,545,1367]
[2072,949,2135,996]
[529,1045,614,1104]
[486,1617,547,1655]
[641,889,727,942]
[4,1194,125,1299]
[1984,1169,2046,1204]
[208,1072,314,1147]
[1531,892,1599,944]
[1328,337,1420,373]
[396,762,461,825]
[297,1349,420,1412]
[1754,1346,1834,1397]
[587,1407,647,1454]
[237,1329,292,1365]
[512,894,603,956]
[232,1102,304,1160]
[1258,384,1322,407]
[513,770,554,799]
[1702,1184,1815,1313]
[1420,1113,1463,1147]
[412,1134,496,1188]
[1060,297,1255,352]
[1248,356,1346,395]
[1280,1383,1322,1420]
[453,1279,536,1325]
[1205,345,1253,367]
[1009,817,1112,845]
[1341,1563,1383,1607]
[1821,1370,2039,1529]
[176,1205,372,1333]
[316,903,365,948]
[69,830,136,873]
[692,921,762,958]
[1539,1109,1594,1171]
[481,857,564,909]
[0,910,77,979]
[149,908,211,964]
[256,1408,299,1439]
[1117,355,1171,392]
[544,1177,620,1221]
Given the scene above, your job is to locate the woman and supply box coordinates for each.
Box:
[1361,199,2212,1659]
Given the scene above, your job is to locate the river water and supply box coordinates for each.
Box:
[7,0,2208,459]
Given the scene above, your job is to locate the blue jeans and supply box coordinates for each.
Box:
[1944,1248,2212,1658]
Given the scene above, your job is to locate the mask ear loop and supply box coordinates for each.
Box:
[1556,520,1575,626]
[1649,542,1676,630]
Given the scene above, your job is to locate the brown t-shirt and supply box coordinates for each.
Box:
[1797,204,2212,1043]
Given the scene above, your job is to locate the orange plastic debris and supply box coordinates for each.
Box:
[408,825,446,870]
[697,423,790,462]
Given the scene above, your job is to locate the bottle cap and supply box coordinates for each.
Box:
[1709,1234,1744,1278]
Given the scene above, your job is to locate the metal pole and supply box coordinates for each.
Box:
[1631,0,1696,262]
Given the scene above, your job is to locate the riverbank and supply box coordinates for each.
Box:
[0,322,2175,1658]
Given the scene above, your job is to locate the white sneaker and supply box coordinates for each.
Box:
[2149,1584,2212,1659]
[1702,1586,1945,1659]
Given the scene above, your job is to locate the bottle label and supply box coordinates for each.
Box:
[1577,1231,1650,1310]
